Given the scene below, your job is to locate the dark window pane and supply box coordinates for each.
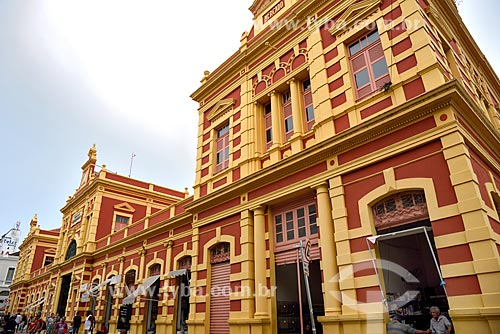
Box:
[276,224,282,233]
[303,79,311,91]
[298,227,306,237]
[277,234,283,243]
[414,193,426,204]
[360,37,367,48]
[266,129,272,143]
[285,117,293,132]
[349,41,360,55]
[287,231,294,240]
[286,211,293,221]
[310,224,318,235]
[385,198,396,212]
[372,58,389,79]
[286,221,294,230]
[375,204,385,215]
[367,30,380,44]
[401,194,414,208]
[297,208,304,217]
[265,103,272,114]
[354,69,370,88]
[283,91,291,103]
[306,106,314,121]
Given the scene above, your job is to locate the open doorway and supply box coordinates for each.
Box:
[57,274,71,316]
[275,259,324,334]
[145,264,160,334]
[372,221,450,329]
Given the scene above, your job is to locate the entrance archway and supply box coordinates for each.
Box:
[57,274,71,316]
[367,191,450,329]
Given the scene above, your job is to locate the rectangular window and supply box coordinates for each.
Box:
[282,91,293,141]
[264,103,273,150]
[44,256,54,267]
[302,79,315,131]
[5,267,15,283]
[215,123,230,173]
[274,201,318,248]
[349,30,390,100]
[114,214,130,231]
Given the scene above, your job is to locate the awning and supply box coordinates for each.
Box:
[88,275,121,295]
[90,278,111,294]
[167,269,187,278]
[366,226,447,306]
[366,226,431,243]
[24,297,45,310]
[122,275,160,305]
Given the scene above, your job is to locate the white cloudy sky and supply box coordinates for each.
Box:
[0,1,499,245]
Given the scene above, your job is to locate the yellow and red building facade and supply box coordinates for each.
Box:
[9,0,500,333]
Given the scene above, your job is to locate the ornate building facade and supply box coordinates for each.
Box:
[9,0,500,333]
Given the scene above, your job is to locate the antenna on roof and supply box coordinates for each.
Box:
[128,152,136,178]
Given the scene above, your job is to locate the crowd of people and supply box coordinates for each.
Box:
[0,311,100,334]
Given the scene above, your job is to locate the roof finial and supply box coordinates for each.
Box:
[88,144,97,161]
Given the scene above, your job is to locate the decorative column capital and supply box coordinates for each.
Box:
[252,205,266,216]
[312,182,329,193]
[138,246,146,256]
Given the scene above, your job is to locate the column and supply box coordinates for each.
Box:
[315,184,341,315]
[253,207,269,317]
[270,91,282,147]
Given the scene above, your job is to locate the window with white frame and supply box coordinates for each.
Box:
[215,123,230,173]
[349,30,390,100]
[5,267,15,283]
[274,201,318,248]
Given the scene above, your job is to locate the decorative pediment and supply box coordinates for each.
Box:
[250,0,273,16]
[328,0,382,36]
[207,98,236,122]
[114,202,135,213]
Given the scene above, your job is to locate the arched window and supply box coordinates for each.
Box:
[372,191,428,231]
[178,256,192,270]
[125,270,136,291]
[210,242,230,264]
[65,240,77,260]
[492,192,500,215]
[146,264,161,333]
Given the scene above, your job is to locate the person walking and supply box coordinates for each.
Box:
[45,314,55,334]
[54,317,68,334]
[72,313,82,334]
[83,312,94,334]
